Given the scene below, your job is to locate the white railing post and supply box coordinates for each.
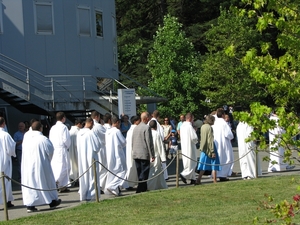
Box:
[51,78,55,109]
[26,69,30,101]
[83,77,86,106]
[109,90,113,115]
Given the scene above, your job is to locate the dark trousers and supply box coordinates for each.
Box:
[16,150,22,181]
[134,159,150,193]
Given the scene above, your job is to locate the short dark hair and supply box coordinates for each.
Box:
[74,119,82,125]
[0,117,5,126]
[32,121,43,131]
[130,115,140,124]
[216,108,225,118]
[85,117,94,124]
[111,115,120,124]
[103,113,112,123]
[149,120,157,129]
[91,110,100,119]
[56,112,65,121]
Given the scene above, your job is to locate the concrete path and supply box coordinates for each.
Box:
[0,147,299,221]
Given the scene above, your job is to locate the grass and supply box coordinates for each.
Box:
[1,175,300,225]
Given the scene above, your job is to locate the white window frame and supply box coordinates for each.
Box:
[95,9,103,38]
[34,1,55,35]
[77,5,91,37]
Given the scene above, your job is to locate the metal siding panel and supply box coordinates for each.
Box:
[1,0,26,66]
[45,1,66,75]
[63,0,81,75]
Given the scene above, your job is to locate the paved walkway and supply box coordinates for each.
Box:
[1,147,299,221]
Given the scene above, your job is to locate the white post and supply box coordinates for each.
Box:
[51,78,54,109]
[26,69,30,101]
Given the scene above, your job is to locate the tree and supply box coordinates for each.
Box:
[236,0,300,148]
[147,15,202,117]
[199,8,269,111]
[116,0,165,88]
[234,1,300,222]
[115,0,235,90]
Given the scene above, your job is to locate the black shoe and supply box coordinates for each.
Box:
[27,206,38,213]
[101,190,104,194]
[190,179,196,185]
[58,188,70,193]
[180,174,187,184]
[126,187,134,191]
[49,199,61,209]
[219,177,229,182]
[7,201,14,208]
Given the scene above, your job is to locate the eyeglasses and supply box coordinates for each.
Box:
[164,120,168,121]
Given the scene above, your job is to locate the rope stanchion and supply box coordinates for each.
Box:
[1,172,8,221]
[93,158,99,203]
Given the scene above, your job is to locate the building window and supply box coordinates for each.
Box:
[34,2,54,35]
[112,15,116,43]
[95,10,103,37]
[0,2,3,34]
[77,6,91,36]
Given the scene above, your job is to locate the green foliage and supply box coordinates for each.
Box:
[236,1,300,148]
[199,8,267,111]
[147,15,202,117]
[116,0,163,87]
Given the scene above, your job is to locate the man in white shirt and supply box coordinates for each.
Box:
[179,113,198,185]
[105,116,127,196]
[68,119,83,186]
[0,117,16,208]
[22,121,61,212]
[213,108,234,181]
[91,111,106,194]
[77,118,101,201]
[49,112,71,192]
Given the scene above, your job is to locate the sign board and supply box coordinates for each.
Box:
[118,89,136,119]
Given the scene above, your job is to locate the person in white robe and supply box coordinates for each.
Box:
[68,119,82,184]
[236,121,262,179]
[0,117,16,208]
[125,115,140,189]
[213,108,234,181]
[268,113,292,172]
[105,116,127,196]
[91,111,107,193]
[22,121,61,212]
[179,113,198,184]
[49,112,71,192]
[148,110,169,180]
[77,118,101,201]
[147,120,168,190]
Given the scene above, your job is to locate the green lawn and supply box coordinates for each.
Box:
[1,175,299,225]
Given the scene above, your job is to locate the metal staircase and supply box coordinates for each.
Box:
[0,53,119,119]
[0,53,166,122]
